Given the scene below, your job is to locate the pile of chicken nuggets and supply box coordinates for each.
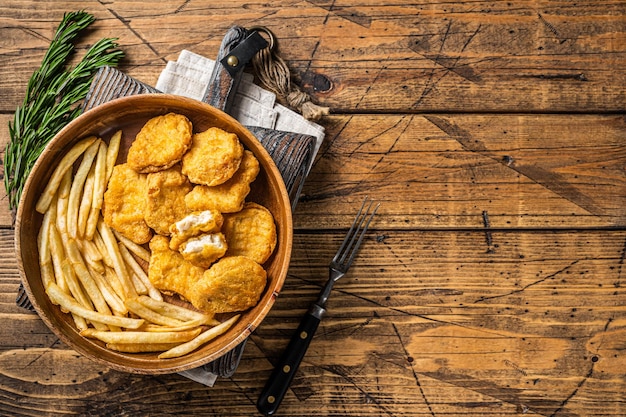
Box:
[102,113,276,315]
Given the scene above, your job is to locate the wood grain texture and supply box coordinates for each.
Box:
[296,113,626,229]
[0,1,625,113]
[0,1,625,416]
[0,229,625,415]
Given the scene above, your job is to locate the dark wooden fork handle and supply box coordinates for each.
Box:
[257,306,324,415]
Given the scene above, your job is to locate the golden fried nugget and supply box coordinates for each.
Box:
[148,235,205,299]
[222,202,277,264]
[184,150,260,213]
[189,256,267,313]
[103,163,152,244]
[127,113,192,173]
[145,166,192,236]
[179,232,228,268]
[181,127,244,186]
[169,209,224,251]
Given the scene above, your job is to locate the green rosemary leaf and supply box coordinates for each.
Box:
[4,11,124,214]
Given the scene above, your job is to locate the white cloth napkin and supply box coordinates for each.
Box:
[156,50,325,173]
[156,50,325,387]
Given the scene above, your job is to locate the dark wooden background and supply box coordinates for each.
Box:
[0,1,625,416]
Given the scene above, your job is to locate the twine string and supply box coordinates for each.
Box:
[250,27,329,122]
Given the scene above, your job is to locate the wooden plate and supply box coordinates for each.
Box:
[15,94,292,374]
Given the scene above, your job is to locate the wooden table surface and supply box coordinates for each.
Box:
[1,1,625,416]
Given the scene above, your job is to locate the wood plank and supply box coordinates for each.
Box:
[0,229,624,416]
[1,1,625,113]
[282,1,626,113]
[2,113,623,229]
[298,113,626,229]
[1,1,624,416]
[259,229,626,416]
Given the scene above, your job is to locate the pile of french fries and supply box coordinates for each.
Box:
[35,132,238,359]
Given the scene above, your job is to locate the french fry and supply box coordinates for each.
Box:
[124,299,185,327]
[93,229,115,269]
[85,140,108,240]
[118,243,161,301]
[81,238,103,261]
[77,161,96,237]
[118,242,147,279]
[136,295,217,324]
[105,130,121,182]
[130,273,148,295]
[65,238,112,317]
[77,239,105,274]
[51,259,69,297]
[89,267,127,316]
[140,318,214,333]
[55,170,71,235]
[106,342,181,353]
[36,136,98,214]
[113,230,151,262]
[46,283,144,329]
[38,197,57,289]
[38,194,56,264]
[57,168,72,199]
[39,261,56,295]
[49,224,90,306]
[107,325,122,333]
[67,139,100,239]
[158,315,240,359]
[81,328,201,345]
[63,259,110,331]
[84,257,105,276]
[72,314,89,331]
[97,219,138,300]
[104,266,127,302]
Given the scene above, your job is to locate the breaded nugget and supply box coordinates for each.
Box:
[169,209,224,251]
[144,165,192,236]
[181,127,243,186]
[148,235,205,299]
[189,256,267,313]
[222,202,277,264]
[103,163,152,244]
[184,150,260,213]
[179,232,228,268]
[127,113,192,173]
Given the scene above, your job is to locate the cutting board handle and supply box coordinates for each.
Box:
[202,26,267,112]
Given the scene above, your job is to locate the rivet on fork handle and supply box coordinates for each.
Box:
[257,197,378,416]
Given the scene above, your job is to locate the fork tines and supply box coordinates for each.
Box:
[333,197,380,269]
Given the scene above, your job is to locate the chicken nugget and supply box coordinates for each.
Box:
[169,209,224,251]
[184,150,260,213]
[145,166,192,236]
[179,232,228,268]
[181,127,243,186]
[103,163,152,244]
[127,113,192,173]
[189,256,267,313]
[148,235,205,299]
[222,202,277,264]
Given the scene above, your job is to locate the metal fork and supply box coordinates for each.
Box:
[257,197,379,416]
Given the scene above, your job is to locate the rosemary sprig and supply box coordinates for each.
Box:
[4,11,124,213]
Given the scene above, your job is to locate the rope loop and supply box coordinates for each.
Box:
[250,27,329,121]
